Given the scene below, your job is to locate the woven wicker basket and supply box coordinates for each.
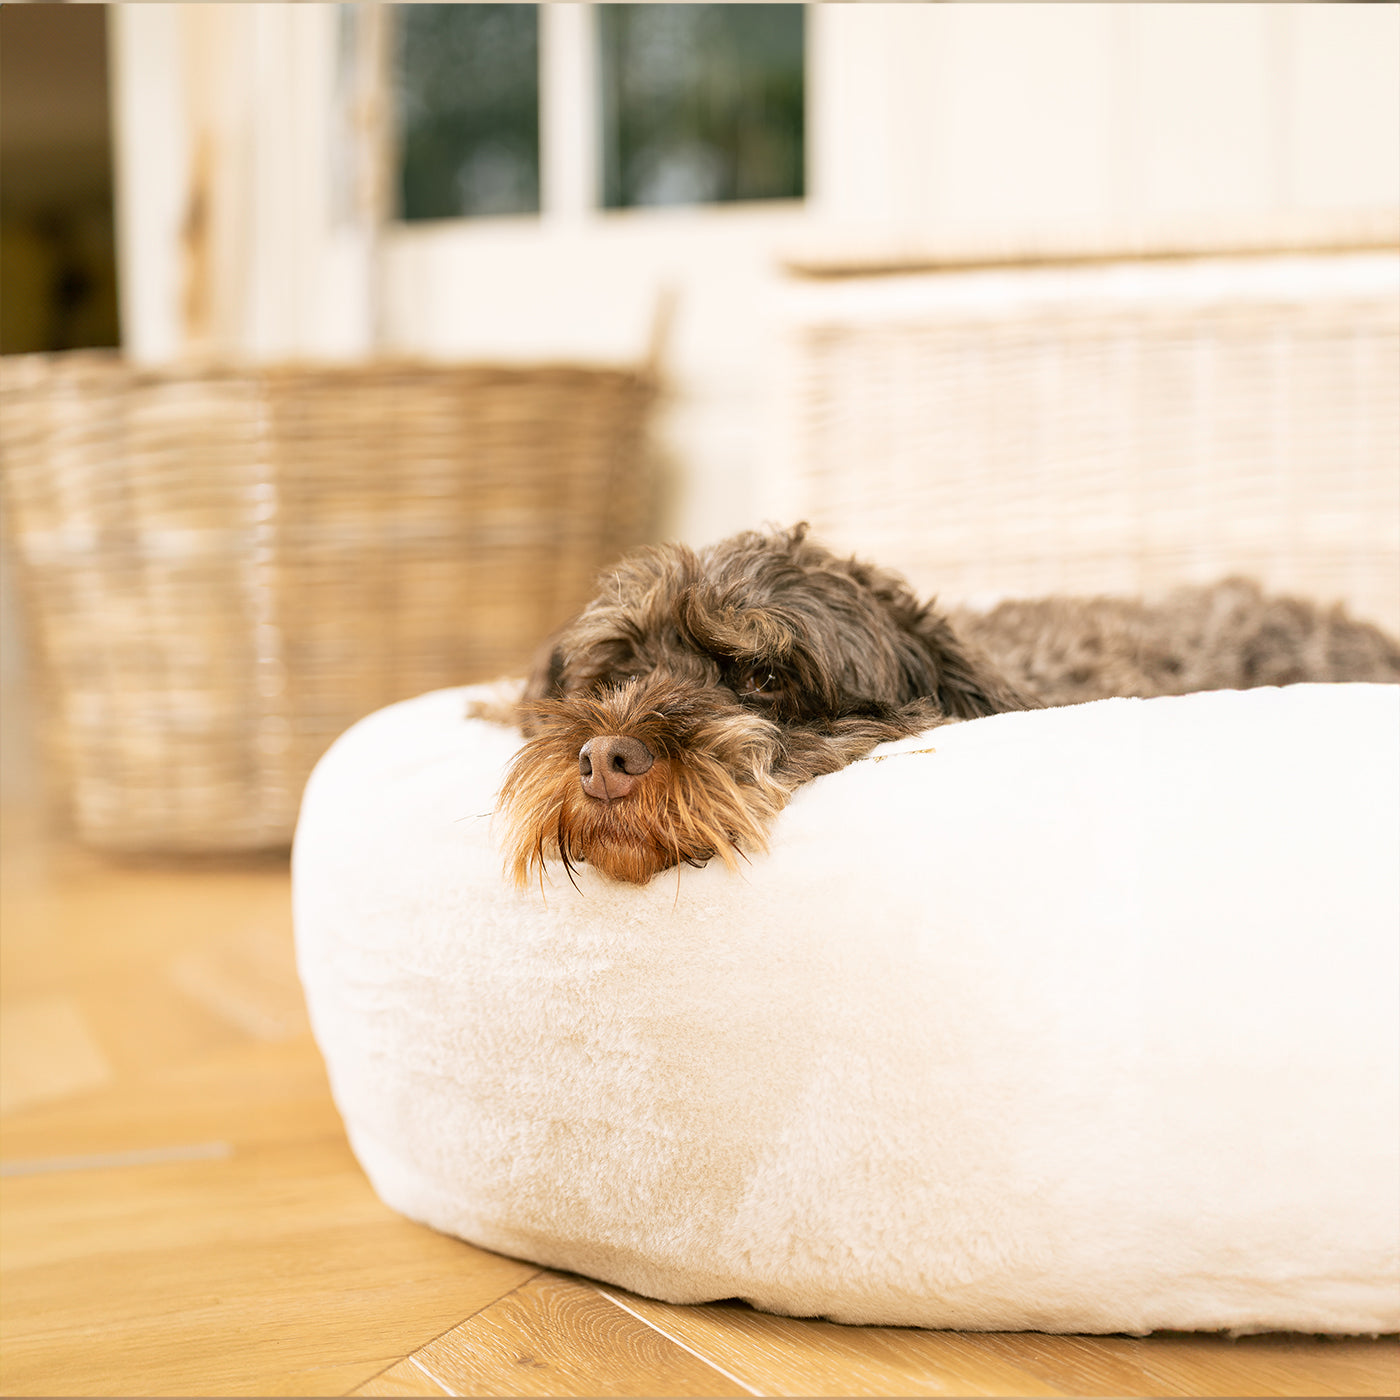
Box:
[778,250,1400,634]
[0,353,655,852]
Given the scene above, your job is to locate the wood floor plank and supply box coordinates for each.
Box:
[976,1329,1400,1398]
[603,1286,1399,1400]
[591,1287,1066,1398]
[1,847,295,996]
[74,959,256,1076]
[0,993,113,1113]
[352,1358,454,1396]
[409,1272,751,1397]
[1,1117,539,1396]
[0,1032,346,1162]
[3,849,307,1087]
[1014,1330,1397,1398]
[973,1331,1250,1398]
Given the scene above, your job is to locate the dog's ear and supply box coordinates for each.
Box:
[515,638,569,737]
[523,638,567,703]
[902,606,1040,719]
[835,549,1039,719]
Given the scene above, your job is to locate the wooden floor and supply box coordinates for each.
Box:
[1,808,1396,1399]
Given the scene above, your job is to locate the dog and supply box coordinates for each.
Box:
[492,524,1400,887]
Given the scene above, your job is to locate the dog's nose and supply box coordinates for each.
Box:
[579,735,654,802]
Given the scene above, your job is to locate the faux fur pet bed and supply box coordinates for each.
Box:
[293,682,1400,1334]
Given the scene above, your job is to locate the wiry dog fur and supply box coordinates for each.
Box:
[492,524,1400,887]
[954,579,1400,708]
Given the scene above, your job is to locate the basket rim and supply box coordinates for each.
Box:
[0,349,658,390]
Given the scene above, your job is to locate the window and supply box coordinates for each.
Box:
[391,3,804,221]
[598,4,805,209]
[395,4,540,221]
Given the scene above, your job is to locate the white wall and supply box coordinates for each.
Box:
[814,3,1400,232]
[109,2,1400,545]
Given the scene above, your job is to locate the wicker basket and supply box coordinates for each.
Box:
[778,250,1400,634]
[0,353,655,852]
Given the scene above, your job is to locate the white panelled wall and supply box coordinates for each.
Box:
[110,2,1400,545]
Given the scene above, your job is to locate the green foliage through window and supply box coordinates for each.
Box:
[395,4,540,221]
[599,4,805,210]
[391,3,806,221]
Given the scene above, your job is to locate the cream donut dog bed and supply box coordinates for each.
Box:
[293,683,1400,1334]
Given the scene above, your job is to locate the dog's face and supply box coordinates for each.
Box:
[496,525,1030,886]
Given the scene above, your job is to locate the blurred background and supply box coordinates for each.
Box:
[2,0,1398,850]
[2,7,1399,1393]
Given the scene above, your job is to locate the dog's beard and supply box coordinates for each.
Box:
[496,677,791,886]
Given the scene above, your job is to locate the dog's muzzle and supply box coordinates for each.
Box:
[578,734,654,802]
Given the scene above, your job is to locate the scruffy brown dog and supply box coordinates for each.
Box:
[495,524,1400,887]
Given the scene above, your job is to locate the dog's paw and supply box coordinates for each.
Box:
[464,677,527,729]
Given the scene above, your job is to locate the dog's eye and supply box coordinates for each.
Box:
[734,665,780,698]
[589,671,642,694]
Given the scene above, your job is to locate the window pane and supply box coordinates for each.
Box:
[599,4,805,210]
[395,3,540,221]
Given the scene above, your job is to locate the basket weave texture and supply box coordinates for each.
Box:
[780,253,1400,634]
[0,353,655,852]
